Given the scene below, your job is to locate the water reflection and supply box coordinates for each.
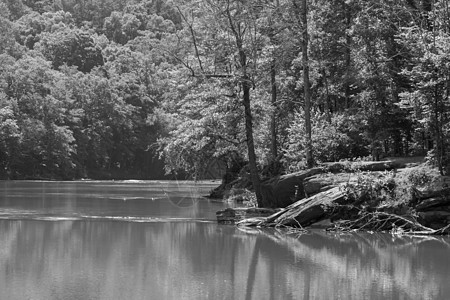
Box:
[1,220,450,300]
[1,181,450,299]
[242,228,450,299]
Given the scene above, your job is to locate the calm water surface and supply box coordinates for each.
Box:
[1,181,450,300]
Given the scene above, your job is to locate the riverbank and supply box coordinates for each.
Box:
[217,158,450,235]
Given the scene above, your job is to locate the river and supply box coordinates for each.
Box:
[1,180,449,299]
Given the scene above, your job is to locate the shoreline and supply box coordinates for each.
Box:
[217,159,450,235]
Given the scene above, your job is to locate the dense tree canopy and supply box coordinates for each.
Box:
[0,0,449,181]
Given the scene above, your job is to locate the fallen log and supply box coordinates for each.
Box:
[235,185,450,235]
[268,187,346,227]
[237,186,346,227]
[259,161,404,208]
[322,160,404,173]
[231,162,450,235]
[416,197,450,211]
[415,187,450,201]
[303,173,354,196]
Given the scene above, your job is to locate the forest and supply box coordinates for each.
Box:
[0,0,449,188]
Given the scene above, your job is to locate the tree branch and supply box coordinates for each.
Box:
[176,6,205,73]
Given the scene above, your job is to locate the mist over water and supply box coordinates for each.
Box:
[1,181,449,300]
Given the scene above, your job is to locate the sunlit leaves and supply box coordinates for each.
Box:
[0,2,19,56]
[1,55,78,178]
[397,2,450,173]
[16,11,75,49]
[104,11,141,44]
[284,110,356,171]
[159,78,245,176]
[36,27,104,72]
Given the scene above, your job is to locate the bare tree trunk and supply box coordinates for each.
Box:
[321,67,331,122]
[242,78,263,205]
[434,89,444,175]
[344,1,352,110]
[301,0,314,168]
[270,61,278,160]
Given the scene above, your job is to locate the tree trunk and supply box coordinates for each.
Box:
[270,61,278,160]
[434,89,444,175]
[301,0,314,168]
[225,4,263,205]
[243,78,263,205]
[321,67,331,122]
[236,36,263,204]
[344,2,352,110]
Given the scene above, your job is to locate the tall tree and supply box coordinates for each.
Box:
[167,0,268,204]
[223,0,263,204]
[300,0,314,168]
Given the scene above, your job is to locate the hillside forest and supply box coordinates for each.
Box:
[0,0,449,187]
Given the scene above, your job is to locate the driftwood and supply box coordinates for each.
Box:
[220,160,450,235]
[237,186,346,227]
[235,184,450,235]
[328,210,450,235]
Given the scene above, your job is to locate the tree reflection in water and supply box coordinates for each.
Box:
[0,220,450,300]
[239,227,450,299]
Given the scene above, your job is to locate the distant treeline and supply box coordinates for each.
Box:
[0,0,449,181]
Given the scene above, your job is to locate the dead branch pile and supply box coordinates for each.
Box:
[237,183,450,235]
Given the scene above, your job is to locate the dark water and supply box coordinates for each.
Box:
[1,181,450,300]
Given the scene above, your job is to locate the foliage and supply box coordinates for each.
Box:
[36,27,104,72]
[397,0,450,174]
[16,10,75,49]
[158,78,246,178]
[404,164,441,188]
[0,0,450,181]
[222,187,258,207]
[0,2,20,56]
[342,171,399,208]
[283,110,365,171]
[342,164,440,213]
[104,11,141,45]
